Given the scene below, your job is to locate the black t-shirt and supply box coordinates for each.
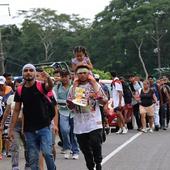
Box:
[14,82,51,132]
[140,89,154,107]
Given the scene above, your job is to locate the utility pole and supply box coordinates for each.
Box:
[0,3,10,74]
[0,30,5,74]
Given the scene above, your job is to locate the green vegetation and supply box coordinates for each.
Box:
[93,69,111,80]
[1,0,170,77]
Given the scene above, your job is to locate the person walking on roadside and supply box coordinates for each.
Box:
[0,75,13,158]
[35,68,58,170]
[111,72,128,134]
[0,78,30,170]
[67,65,108,170]
[53,70,79,160]
[129,75,142,131]
[159,77,170,130]
[3,73,15,91]
[8,64,56,170]
[139,80,157,133]
[148,75,160,131]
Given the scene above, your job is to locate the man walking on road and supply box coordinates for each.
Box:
[67,65,108,170]
[9,64,56,170]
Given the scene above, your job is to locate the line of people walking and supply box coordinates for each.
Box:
[0,46,169,170]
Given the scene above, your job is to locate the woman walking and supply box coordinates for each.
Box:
[139,80,157,133]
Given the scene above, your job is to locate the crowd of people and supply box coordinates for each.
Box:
[0,46,169,170]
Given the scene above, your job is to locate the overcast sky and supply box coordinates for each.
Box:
[0,0,111,25]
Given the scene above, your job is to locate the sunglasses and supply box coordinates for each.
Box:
[23,69,34,72]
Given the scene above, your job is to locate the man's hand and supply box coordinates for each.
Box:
[73,78,79,89]
[67,100,75,110]
[52,125,59,135]
[89,92,97,99]
[40,71,50,81]
[88,75,96,84]
[8,128,14,142]
[118,103,122,110]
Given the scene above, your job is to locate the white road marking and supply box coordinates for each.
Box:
[101,132,143,165]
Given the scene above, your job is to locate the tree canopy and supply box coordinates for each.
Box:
[1,0,170,77]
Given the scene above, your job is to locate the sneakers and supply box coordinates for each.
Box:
[58,141,63,147]
[7,152,12,157]
[105,127,111,135]
[2,150,6,156]
[116,128,123,134]
[72,154,79,160]
[162,126,167,130]
[116,127,128,134]
[60,149,66,154]
[122,127,128,134]
[141,128,147,133]
[64,150,71,159]
[64,150,79,160]
[154,125,159,131]
[12,166,19,170]
[149,129,153,133]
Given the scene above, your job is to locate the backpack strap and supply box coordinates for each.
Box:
[36,81,52,102]
[17,85,23,97]
[36,81,44,94]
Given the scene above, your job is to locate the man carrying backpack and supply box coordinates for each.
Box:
[8,64,56,170]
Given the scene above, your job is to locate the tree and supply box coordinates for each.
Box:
[89,0,170,76]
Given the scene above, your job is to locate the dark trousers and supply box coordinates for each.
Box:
[133,104,141,129]
[76,129,103,170]
[160,103,170,128]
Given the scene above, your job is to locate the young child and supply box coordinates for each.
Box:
[71,46,93,72]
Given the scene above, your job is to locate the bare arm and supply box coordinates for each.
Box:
[41,71,54,91]
[9,102,21,130]
[53,105,59,135]
[87,60,93,70]
[89,78,108,105]
[45,76,54,91]
[153,93,158,103]
[1,105,11,127]
[72,63,77,72]
[118,90,123,107]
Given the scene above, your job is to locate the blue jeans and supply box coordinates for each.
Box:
[24,127,56,170]
[59,114,79,154]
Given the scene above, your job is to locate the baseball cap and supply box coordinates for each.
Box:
[0,76,6,85]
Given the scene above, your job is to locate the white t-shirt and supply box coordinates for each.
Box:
[68,83,106,134]
[7,94,23,118]
[112,77,125,109]
[133,81,142,92]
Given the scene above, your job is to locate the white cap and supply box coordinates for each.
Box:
[0,76,6,85]
[22,64,36,74]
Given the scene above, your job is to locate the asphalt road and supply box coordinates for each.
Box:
[0,128,170,170]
